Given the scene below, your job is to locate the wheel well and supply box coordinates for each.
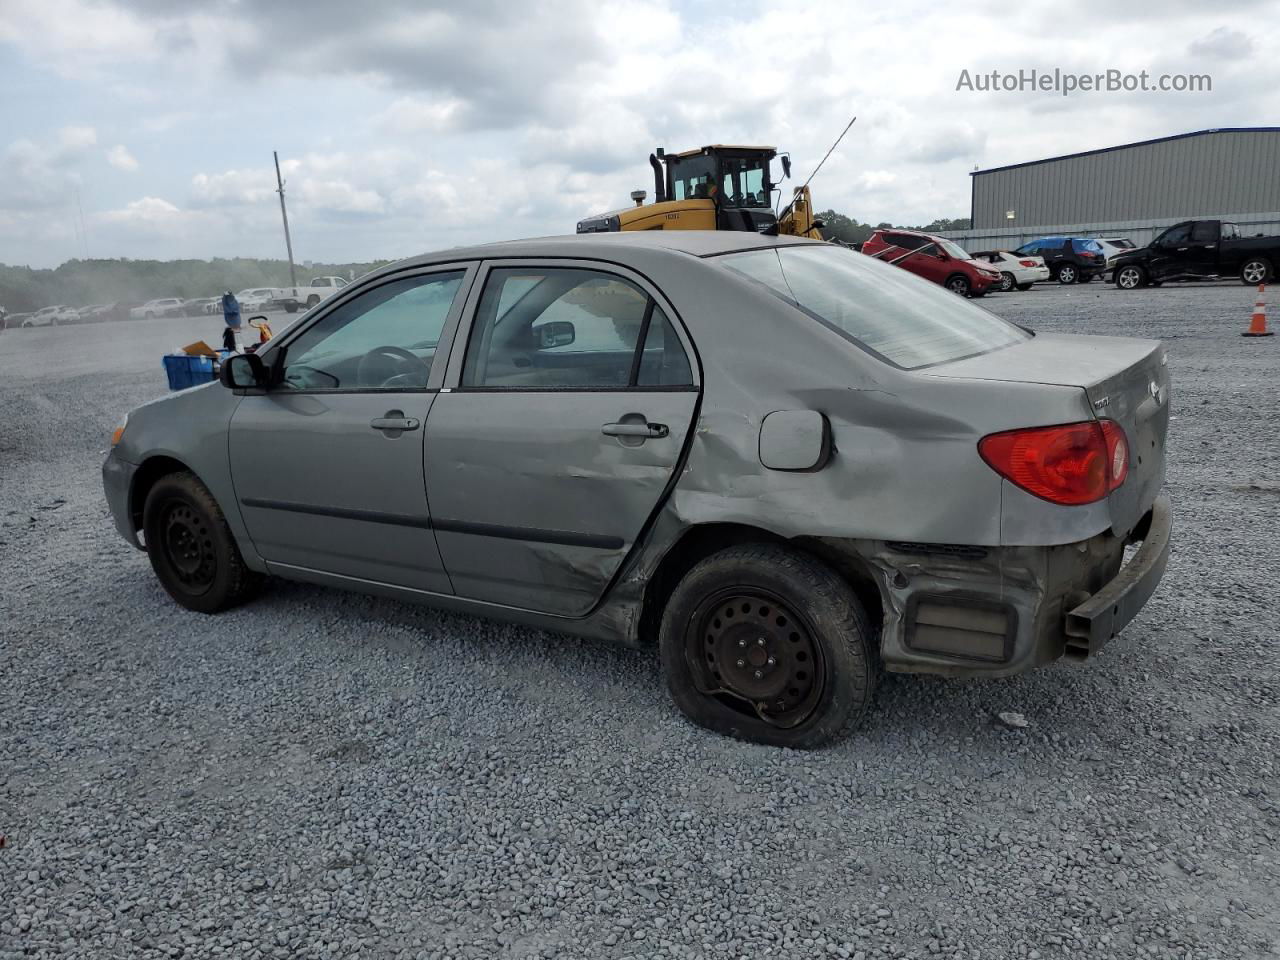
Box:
[129,455,190,532]
[638,524,885,645]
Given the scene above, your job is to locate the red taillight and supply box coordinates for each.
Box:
[978,420,1128,505]
[1019,259,1037,268]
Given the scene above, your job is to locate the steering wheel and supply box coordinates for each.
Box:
[356,345,428,388]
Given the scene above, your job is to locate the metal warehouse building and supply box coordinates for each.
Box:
[944,127,1280,252]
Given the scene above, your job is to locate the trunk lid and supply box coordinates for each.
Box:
[927,334,1170,536]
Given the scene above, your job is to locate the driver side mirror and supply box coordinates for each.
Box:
[781,155,792,180]
[220,352,267,390]
[537,320,576,349]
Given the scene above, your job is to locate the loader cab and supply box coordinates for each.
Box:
[576,144,787,234]
[661,145,781,232]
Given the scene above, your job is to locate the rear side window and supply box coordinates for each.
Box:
[1190,221,1218,243]
[719,245,1028,370]
[462,268,693,389]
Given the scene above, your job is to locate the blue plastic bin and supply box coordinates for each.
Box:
[162,352,220,391]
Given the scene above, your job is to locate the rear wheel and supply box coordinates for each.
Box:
[1115,265,1145,290]
[659,544,877,748]
[306,295,321,308]
[285,303,298,314]
[1056,264,1078,284]
[945,275,971,297]
[999,272,1015,292]
[1241,258,1271,285]
[143,471,261,614]
[1016,283,1033,291]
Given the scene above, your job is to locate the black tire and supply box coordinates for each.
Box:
[1115,265,1145,290]
[1241,258,1271,286]
[143,471,261,614]
[658,543,877,748]
[1056,264,1078,284]
[1016,283,1033,291]
[945,275,970,297]
[999,272,1015,293]
[306,295,321,308]
[285,303,299,314]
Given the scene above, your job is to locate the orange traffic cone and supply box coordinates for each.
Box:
[1243,284,1274,337]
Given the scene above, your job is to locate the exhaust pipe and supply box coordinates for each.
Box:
[649,151,667,204]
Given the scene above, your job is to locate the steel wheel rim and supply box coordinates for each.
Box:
[1244,262,1265,283]
[686,589,825,729]
[161,502,216,593]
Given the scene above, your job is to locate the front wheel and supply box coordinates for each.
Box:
[1056,264,1078,284]
[143,471,261,614]
[1115,265,1145,290]
[659,544,877,748]
[999,272,1015,292]
[306,295,321,308]
[945,275,971,297]
[1241,258,1271,285]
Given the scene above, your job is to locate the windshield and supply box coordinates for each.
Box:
[936,238,971,260]
[718,245,1028,369]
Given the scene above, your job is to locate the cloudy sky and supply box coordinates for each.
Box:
[0,0,1274,268]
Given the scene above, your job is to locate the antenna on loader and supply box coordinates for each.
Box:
[776,114,857,219]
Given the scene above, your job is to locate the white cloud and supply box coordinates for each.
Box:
[98,196,186,224]
[106,144,138,171]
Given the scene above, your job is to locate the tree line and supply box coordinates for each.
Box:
[816,212,971,246]
[0,257,393,314]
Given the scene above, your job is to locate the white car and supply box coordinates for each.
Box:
[130,298,186,320]
[1092,237,1138,278]
[23,305,76,326]
[234,289,277,313]
[972,250,1051,291]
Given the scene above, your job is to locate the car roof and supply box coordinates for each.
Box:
[391,231,824,270]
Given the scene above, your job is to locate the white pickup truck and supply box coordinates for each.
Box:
[268,276,349,313]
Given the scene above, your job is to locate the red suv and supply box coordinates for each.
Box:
[860,229,1001,297]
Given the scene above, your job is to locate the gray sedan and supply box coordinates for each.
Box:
[104,231,1172,747]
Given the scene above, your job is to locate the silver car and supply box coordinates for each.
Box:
[103,232,1172,747]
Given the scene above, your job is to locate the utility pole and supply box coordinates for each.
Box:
[274,150,297,287]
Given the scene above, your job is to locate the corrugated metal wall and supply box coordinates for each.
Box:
[940,212,1280,256]
[971,130,1280,230]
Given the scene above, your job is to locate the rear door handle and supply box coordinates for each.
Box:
[602,421,668,439]
[371,416,420,431]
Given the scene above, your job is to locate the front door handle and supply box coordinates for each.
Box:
[602,421,668,439]
[371,415,420,432]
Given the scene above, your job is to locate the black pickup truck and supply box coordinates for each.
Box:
[1112,219,1279,289]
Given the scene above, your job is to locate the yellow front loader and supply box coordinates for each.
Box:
[576,144,825,240]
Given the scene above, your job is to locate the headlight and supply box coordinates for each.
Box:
[110,414,129,446]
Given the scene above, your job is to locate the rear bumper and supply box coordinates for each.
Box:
[861,493,1172,678]
[1064,492,1172,657]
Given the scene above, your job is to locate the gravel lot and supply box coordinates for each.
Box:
[2,281,1278,959]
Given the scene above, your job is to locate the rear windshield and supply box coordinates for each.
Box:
[718,245,1028,369]
[1071,238,1103,253]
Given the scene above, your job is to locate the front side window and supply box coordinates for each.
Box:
[1157,224,1192,247]
[279,271,464,391]
[719,245,1028,370]
[462,268,692,389]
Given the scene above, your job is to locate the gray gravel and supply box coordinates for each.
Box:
[2,280,1279,959]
